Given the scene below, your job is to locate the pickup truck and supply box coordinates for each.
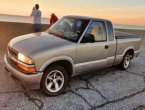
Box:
[4,15,141,96]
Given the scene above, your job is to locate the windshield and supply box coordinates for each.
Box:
[47,17,90,43]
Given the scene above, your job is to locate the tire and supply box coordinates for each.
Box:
[40,65,68,96]
[119,52,131,70]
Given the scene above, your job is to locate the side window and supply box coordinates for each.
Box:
[85,21,107,42]
[106,21,114,41]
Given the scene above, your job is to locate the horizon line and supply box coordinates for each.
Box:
[0,13,145,28]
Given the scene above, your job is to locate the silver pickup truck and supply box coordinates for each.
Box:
[4,15,141,96]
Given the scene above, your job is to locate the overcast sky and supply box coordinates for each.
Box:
[0,0,145,26]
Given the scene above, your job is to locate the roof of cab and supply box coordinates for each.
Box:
[63,15,111,22]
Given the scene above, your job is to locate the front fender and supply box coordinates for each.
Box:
[39,56,74,72]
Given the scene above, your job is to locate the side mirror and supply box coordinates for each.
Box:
[81,34,95,43]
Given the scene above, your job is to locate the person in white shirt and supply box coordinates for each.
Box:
[31,4,42,32]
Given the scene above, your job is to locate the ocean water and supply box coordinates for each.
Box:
[0,14,49,24]
[0,14,145,30]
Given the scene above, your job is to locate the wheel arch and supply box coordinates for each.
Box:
[39,56,74,77]
[123,47,134,59]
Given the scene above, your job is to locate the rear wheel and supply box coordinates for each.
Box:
[120,52,131,70]
[41,65,68,96]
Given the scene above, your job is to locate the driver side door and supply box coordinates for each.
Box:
[75,20,109,74]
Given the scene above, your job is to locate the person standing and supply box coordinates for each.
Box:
[31,4,42,32]
[50,13,58,26]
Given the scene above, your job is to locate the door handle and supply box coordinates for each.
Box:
[105,45,109,49]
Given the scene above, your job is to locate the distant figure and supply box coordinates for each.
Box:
[50,13,58,26]
[31,4,42,32]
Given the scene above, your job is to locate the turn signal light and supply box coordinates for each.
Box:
[17,64,36,73]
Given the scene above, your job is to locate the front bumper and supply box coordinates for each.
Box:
[4,54,43,89]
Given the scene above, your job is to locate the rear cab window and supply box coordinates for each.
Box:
[106,21,114,41]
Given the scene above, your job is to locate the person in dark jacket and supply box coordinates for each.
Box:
[50,13,58,26]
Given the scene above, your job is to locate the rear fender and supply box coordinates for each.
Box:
[122,46,134,57]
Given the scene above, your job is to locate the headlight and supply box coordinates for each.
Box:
[18,53,33,65]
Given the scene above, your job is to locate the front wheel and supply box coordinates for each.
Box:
[119,52,131,70]
[40,65,68,96]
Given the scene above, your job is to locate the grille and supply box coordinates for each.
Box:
[8,47,18,59]
[7,54,18,68]
[7,47,18,69]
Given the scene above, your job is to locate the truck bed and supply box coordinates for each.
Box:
[115,31,140,39]
[114,30,141,65]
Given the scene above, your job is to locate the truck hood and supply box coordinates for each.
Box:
[9,32,74,56]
